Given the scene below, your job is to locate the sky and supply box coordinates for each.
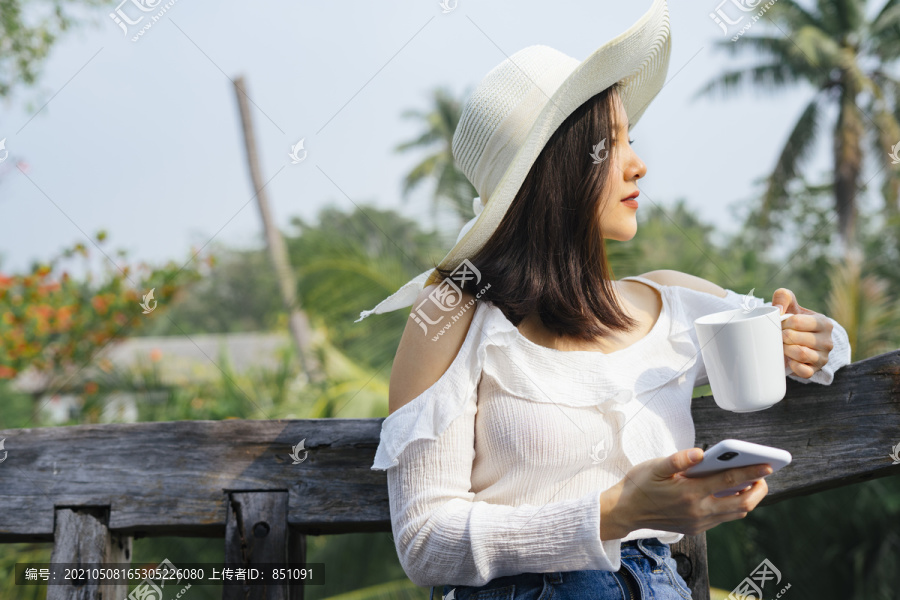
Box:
[0,0,879,283]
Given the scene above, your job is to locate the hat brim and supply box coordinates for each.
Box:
[425,0,671,288]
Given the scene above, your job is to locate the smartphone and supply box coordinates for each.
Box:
[683,439,792,498]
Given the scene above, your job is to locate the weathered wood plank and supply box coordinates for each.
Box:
[0,350,897,543]
[224,491,289,600]
[671,533,710,600]
[287,527,306,600]
[691,349,900,505]
[46,507,131,600]
[0,419,387,541]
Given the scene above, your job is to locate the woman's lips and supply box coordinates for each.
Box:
[621,192,639,208]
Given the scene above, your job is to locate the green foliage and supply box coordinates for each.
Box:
[142,240,284,336]
[629,197,721,278]
[0,542,51,600]
[0,0,108,99]
[0,234,204,394]
[707,475,900,597]
[697,0,900,250]
[395,85,478,227]
[288,204,447,372]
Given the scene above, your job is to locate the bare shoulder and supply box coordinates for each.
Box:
[639,270,727,299]
[388,283,479,416]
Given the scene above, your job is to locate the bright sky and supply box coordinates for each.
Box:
[0,0,875,282]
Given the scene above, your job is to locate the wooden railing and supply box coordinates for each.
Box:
[2,349,899,599]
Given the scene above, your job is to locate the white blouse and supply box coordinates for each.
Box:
[371,275,852,587]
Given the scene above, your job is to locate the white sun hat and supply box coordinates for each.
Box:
[357,0,671,322]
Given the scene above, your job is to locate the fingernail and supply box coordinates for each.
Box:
[689,449,702,461]
[757,466,773,476]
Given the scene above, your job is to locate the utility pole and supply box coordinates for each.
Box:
[232,75,319,384]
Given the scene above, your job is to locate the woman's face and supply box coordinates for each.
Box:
[596,91,647,241]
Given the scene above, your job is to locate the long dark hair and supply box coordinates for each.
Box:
[433,82,640,342]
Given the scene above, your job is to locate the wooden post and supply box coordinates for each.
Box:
[225,491,292,600]
[47,507,131,600]
[287,526,307,600]
[671,533,710,600]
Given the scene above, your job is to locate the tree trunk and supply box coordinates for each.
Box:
[833,80,863,253]
[233,75,320,384]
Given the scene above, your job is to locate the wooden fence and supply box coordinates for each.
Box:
[1,349,899,599]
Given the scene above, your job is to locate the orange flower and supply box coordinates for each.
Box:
[91,295,108,314]
[37,281,61,294]
[84,381,99,394]
[0,365,17,379]
[149,348,162,362]
[56,306,75,331]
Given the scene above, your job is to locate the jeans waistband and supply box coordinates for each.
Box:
[433,537,671,599]
[620,537,670,565]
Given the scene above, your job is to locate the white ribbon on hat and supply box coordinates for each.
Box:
[355,196,484,322]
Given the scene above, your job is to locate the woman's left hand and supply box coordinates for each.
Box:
[771,288,834,378]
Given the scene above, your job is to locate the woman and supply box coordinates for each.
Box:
[358,2,851,598]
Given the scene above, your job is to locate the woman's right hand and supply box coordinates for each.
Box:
[600,448,773,539]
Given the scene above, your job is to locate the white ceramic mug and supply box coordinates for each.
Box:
[693,306,794,412]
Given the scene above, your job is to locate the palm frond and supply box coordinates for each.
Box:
[826,253,900,361]
[874,0,900,27]
[867,87,900,216]
[760,96,822,226]
[766,0,826,30]
[694,63,807,99]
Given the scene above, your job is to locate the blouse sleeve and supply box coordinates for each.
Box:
[371,303,625,587]
[686,287,852,387]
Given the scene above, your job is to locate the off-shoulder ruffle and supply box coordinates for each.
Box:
[478,289,674,411]
[370,300,519,470]
[372,285,803,471]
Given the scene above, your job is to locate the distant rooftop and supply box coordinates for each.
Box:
[11,331,294,394]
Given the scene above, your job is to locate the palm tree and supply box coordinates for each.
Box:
[395,86,478,230]
[826,250,900,361]
[697,0,900,258]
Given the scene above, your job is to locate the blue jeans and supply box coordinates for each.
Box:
[432,538,693,600]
